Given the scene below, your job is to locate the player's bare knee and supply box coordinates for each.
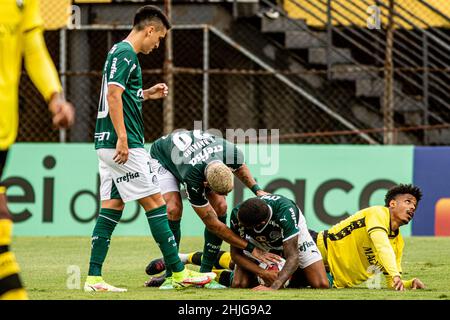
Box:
[311,278,330,289]
[231,278,249,288]
[167,202,182,220]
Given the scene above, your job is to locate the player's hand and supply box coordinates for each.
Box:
[259,269,278,287]
[256,190,270,196]
[393,275,404,291]
[252,247,283,265]
[114,138,129,164]
[145,83,168,100]
[412,278,425,289]
[48,93,75,129]
[252,285,274,291]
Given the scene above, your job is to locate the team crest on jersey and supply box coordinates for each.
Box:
[269,231,281,239]
[16,0,24,10]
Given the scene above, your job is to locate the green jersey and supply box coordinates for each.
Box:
[94,41,145,149]
[150,130,244,206]
[230,195,301,254]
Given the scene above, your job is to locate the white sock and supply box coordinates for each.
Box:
[178,253,189,264]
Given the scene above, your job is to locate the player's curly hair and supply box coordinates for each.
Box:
[133,5,171,31]
[205,161,234,195]
[384,184,423,207]
[237,198,270,228]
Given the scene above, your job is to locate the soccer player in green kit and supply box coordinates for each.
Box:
[145,130,281,289]
[85,6,214,292]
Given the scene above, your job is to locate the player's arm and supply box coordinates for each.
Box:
[233,164,268,196]
[369,230,404,290]
[143,83,168,100]
[107,84,128,164]
[270,236,299,290]
[193,204,281,265]
[22,16,74,128]
[230,245,278,286]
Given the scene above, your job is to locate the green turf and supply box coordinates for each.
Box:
[11,236,450,300]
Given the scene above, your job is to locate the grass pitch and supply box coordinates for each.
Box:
[12,236,450,300]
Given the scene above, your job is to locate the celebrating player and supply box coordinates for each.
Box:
[310,184,425,290]
[145,130,281,289]
[85,5,213,292]
[0,0,75,300]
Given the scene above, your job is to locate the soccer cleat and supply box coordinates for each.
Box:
[202,280,227,289]
[84,276,127,292]
[172,269,215,289]
[145,257,166,275]
[158,277,174,290]
[144,273,167,287]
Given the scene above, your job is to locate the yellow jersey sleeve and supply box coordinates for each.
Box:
[21,0,43,33]
[369,229,401,280]
[23,28,62,101]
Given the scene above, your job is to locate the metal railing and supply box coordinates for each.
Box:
[258,0,450,143]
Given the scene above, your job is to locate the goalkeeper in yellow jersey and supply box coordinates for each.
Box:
[0,0,75,300]
[311,183,425,290]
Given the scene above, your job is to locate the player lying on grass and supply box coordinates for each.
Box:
[146,194,329,290]
[146,184,426,291]
[309,183,425,290]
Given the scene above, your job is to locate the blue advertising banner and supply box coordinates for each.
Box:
[413,147,450,236]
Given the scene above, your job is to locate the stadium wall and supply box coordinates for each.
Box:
[4,144,449,236]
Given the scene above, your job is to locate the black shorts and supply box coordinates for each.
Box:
[0,150,8,187]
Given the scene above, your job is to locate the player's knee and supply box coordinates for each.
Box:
[167,202,182,220]
[310,277,330,289]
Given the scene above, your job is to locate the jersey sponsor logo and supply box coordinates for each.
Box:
[109,57,118,79]
[124,58,132,65]
[116,172,140,184]
[363,247,384,272]
[189,145,223,166]
[191,186,199,193]
[299,240,315,252]
[94,132,110,141]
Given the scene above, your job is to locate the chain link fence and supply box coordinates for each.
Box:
[16,0,450,145]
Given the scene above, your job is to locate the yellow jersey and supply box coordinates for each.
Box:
[317,206,412,289]
[0,0,61,150]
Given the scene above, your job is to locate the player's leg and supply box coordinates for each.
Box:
[201,191,227,273]
[85,150,126,292]
[139,192,215,289]
[144,159,183,285]
[134,150,214,289]
[0,150,28,300]
[296,212,329,288]
[231,264,258,289]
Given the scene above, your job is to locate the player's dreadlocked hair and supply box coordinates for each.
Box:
[237,198,270,228]
[133,5,171,31]
[384,184,423,207]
